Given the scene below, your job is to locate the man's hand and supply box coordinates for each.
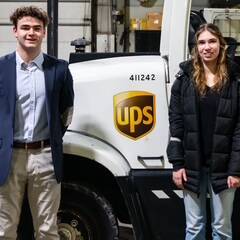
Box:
[172,168,187,189]
[228,176,240,188]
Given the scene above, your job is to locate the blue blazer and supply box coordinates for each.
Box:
[0,52,74,185]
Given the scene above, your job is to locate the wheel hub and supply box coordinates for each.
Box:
[58,223,77,240]
[58,209,91,240]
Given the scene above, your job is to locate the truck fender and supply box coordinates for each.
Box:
[63,130,131,177]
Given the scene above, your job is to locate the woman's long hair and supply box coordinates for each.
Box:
[191,23,228,95]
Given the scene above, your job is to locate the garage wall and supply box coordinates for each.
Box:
[0,0,230,59]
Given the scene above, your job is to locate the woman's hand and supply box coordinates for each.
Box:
[172,168,187,189]
[227,176,240,188]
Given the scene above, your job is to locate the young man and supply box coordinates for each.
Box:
[0,6,74,239]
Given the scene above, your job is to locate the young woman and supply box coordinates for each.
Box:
[167,23,240,240]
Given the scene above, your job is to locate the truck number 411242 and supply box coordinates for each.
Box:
[129,74,156,81]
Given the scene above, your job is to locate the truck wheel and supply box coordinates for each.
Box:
[58,183,119,240]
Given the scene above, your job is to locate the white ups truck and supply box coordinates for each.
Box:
[58,0,240,239]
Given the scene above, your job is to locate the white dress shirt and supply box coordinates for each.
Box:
[14,52,49,142]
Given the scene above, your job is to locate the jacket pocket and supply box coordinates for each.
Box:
[0,138,2,149]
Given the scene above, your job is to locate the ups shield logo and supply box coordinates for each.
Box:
[114,91,155,140]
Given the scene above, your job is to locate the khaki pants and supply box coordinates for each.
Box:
[0,147,60,240]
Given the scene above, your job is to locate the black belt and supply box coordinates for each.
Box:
[13,139,50,149]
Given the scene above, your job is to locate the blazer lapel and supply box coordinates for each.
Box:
[43,54,55,124]
[4,52,16,115]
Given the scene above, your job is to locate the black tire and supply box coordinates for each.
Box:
[58,183,119,240]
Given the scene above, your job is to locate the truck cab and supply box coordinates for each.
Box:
[58,1,240,239]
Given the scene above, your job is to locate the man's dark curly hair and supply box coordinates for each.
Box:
[10,6,49,28]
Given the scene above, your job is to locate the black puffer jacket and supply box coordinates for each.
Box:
[167,59,240,194]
